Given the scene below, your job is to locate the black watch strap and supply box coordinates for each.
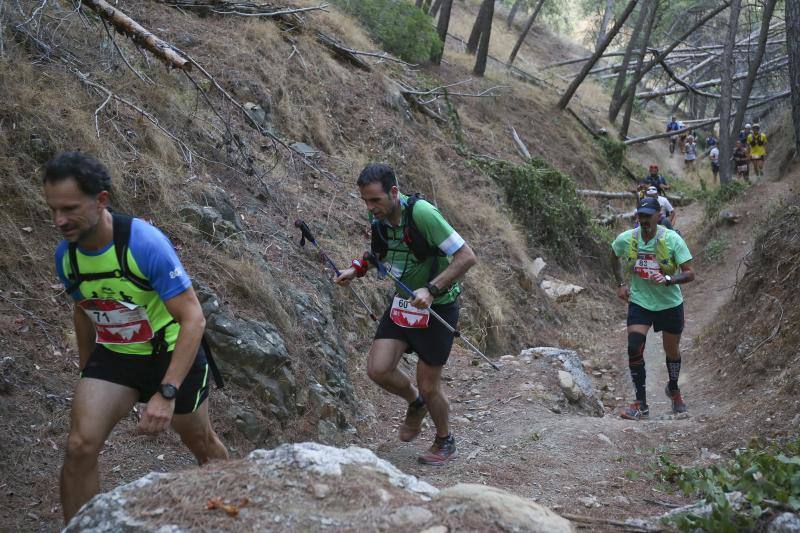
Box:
[426,282,442,297]
[158,383,178,400]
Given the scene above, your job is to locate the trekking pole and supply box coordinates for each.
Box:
[294,220,378,321]
[364,252,500,371]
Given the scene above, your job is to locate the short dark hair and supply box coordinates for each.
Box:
[357,163,397,194]
[42,152,112,196]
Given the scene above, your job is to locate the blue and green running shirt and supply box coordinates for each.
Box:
[612,226,692,311]
[372,194,465,305]
[55,218,191,355]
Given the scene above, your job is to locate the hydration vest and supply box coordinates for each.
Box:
[65,213,223,387]
[370,194,444,280]
[625,225,679,278]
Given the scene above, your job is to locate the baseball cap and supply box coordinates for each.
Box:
[636,197,660,215]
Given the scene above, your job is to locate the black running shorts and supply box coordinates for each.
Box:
[627,302,684,334]
[374,301,459,367]
[81,344,210,414]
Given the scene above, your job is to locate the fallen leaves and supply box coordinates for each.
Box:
[206,497,250,517]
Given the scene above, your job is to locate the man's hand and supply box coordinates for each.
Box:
[651,272,668,285]
[333,267,357,286]
[409,288,434,309]
[616,285,630,301]
[137,394,175,435]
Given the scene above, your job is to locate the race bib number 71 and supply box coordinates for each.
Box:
[79,299,155,344]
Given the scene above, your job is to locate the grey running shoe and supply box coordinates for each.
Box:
[665,385,688,414]
[398,400,428,442]
[418,434,457,466]
[619,401,650,420]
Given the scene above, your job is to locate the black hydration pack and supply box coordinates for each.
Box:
[370,193,444,280]
[65,212,223,387]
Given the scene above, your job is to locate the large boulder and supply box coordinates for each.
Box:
[196,286,296,422]
[65,443,575,532]
[521,347,604,417]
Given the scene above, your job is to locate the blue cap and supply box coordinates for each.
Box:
[636,197,660,215]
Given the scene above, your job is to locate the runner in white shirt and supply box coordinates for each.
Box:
[645,187,676,230]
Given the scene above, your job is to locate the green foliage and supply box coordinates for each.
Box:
[658,439,800,532]
[333,0,442,63]
[475,157,607,262]
[702,235,729,263]
[599,136,626,170]
[702,180,748,221]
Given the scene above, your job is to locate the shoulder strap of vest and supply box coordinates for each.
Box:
[112,213,153,292]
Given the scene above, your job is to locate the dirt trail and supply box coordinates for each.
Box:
[364,135,793,525]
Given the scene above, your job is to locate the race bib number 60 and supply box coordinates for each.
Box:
[389,296,430,328]
[79,299,155,344]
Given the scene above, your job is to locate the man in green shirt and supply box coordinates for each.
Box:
[611,197,695,420]
[335,163,476,465]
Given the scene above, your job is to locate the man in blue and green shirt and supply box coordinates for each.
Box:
[611,196,695,421]
[43,152,228,523]
[335,163,476,466]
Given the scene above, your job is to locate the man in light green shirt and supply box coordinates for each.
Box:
[335,163,476,466]
[611,197,695,420]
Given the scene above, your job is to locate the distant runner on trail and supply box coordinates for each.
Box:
[709,140,720,182]
[747,123,768,178]
[611,196,696,421]
[738,123,752,143]
[734,140,751,182]
[43,153,228,523]
[666,116,681,155]
[640,165,669,196]
[645,186,676,230]
[683,135,697,172]
[334,163,476,466]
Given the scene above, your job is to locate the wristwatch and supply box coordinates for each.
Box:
[664,275,673,286]
[425,282,443,297]
[158,383,178,400]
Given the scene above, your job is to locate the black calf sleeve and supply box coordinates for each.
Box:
[627,332,647,405]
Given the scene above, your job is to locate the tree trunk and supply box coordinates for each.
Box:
[416,0,424,8]
[507,0,546,66]
[608,1,731,119]
[731,0,777,145]
[473,0,495,76]
[431,0,453,64]
[429,0,443,18]
[619,0,659,139]
[718,0,742,184]
[506,0,523,29]
[596,0,615,51]
[787,0,800,159]
[609,2,651,122]
[557,0,639,110]
[467,0,493,54]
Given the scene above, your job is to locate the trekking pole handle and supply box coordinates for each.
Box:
[294,220,377,321]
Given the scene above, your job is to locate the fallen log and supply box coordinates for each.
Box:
[315,32,371,71]
[596,209,636,225]
[82,0,189,70]
[510,126,531,159]
[577,189,636,199]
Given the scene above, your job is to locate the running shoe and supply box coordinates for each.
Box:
[665,385,688,414]
[398,399,428,442]
[619,401,650,420]
[418,434,457,466]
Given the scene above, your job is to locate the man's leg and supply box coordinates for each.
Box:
[367,338,417,403]
[416,360,448,438]
[171,400,228,464]
[662,331,682,389]
[61,378,138,523]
